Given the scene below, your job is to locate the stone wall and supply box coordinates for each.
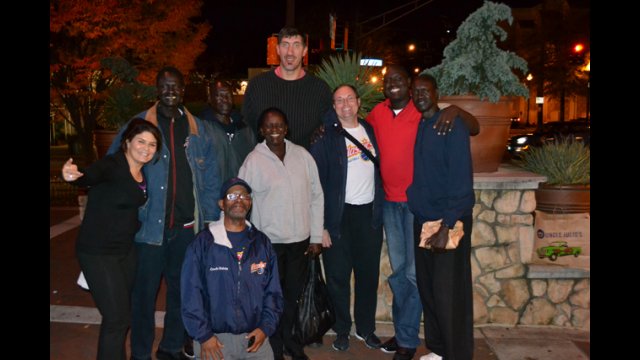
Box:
[371,165,590,330]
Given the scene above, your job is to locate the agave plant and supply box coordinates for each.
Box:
[315,52,384,118]
[517,138,590,185]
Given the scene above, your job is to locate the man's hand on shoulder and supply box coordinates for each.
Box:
[435,105,480,136]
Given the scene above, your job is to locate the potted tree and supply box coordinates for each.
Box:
[422,1,529,173]
[517,138,590,213]
[94,57,156,159]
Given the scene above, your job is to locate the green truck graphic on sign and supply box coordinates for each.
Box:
[536,241,582,261]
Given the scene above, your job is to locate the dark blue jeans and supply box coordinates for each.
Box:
[383,200,422,349]
[130,226,194,359]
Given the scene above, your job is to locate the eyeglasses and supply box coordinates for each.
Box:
[334,97,358,106]
[226,193,252,201]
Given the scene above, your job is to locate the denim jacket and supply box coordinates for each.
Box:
[309,110,383,240]
[107,102,221,245]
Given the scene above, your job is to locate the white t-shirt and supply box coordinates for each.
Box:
[344,124,376,205]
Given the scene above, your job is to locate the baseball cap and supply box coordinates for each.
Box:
[220,177,252,200]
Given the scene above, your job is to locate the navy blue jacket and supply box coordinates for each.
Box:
[407,112,475,227]
[181,215,283,343]
[309,110,383,240]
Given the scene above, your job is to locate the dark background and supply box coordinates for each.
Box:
[194,0,582,77]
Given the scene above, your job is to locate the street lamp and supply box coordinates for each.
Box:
[408,44,415,52]
[583,59,590,125]
[526,73,533,126]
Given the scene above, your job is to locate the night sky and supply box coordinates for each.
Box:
[195,0,585,77]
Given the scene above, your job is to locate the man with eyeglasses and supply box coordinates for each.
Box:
[310,84,384,353]
[181,177,284,360]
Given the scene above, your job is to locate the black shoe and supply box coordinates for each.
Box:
[392,346,416,360]
[307,337,323,348]
[380,336,398,353]
[182,338,195,359]
[355,331,382,349]
[286,347,310,360]
[156,348,188,360]
[332,334,350,351]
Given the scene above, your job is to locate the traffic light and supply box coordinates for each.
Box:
[570,43,586,65]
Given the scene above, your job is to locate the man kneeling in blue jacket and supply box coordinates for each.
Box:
[181,177,284,360]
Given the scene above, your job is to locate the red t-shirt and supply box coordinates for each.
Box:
[366,99,421,202]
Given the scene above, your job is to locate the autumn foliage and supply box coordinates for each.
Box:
[50,0,210,162]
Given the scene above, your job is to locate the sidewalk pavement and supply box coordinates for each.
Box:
[50,206,589,360]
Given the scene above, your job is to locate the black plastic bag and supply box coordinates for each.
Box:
[291,255,335,345]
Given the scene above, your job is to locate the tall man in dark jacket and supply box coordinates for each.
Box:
[407,74,475,360]
[182,177,283,360]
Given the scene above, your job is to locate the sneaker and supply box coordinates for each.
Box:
[420,353,443,360]
[182,338,195,359]
[332,334,350,351]
[355,331,382,349]
[380,336,398,353]
[392,346,416,360]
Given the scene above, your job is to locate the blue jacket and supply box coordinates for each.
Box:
[181,214,283,342]
[407,112,475,226]
[108,102,221,245]
[199,108,256,183]
[309,110,383,240]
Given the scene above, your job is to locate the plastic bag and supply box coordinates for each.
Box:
[77,271,89,290]
[291,255,335,345]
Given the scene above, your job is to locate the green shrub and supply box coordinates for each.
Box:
[517,139,590,185]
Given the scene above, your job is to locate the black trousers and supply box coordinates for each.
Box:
[77,247,135,360]
[269,238,310,358]
[322,202,383,336]
[414,215,474,360]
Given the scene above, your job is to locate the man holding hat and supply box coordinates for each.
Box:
[181,177,284,360]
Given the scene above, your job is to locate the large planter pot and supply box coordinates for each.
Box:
[94,129,119,160]
[535,184,590,214]
[440,95,515,173]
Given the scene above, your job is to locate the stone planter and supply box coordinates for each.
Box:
[440,95,516,173]
[535,184,590,214]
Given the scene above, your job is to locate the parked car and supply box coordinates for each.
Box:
[536,241,582,261]
[507,118,590,157]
